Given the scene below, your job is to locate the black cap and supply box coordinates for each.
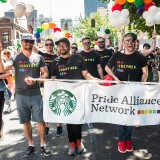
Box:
[55,38,70,46]
[123,32,137,41]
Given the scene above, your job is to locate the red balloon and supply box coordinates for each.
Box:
[145,2,155,11]
[53,27,61,32]
[111,4,122,12]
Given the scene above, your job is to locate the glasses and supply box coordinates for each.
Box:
[98,41,105,44]
[45,43,53,46]
[4,52,10,55]
[23,40,34,44]
[83,42,90,45]
[71,46,78,49]
[124,38,135,44]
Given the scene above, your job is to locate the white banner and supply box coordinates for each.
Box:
[43,81,160,126]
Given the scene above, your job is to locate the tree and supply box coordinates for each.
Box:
[73,12,119,46]
[101,0,160,37]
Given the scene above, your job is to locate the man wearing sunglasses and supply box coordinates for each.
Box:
[37,39,63,138]
[105,32,148,154]
[80,37,104,79]
[70,43,78,55]
[0,33,51,157]
[96,37,113,76]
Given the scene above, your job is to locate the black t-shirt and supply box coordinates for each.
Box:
[96,49,112,76]
[80,50,101,78]
[107,51,147,82]
[51,54,87,79]
[38,51,58,78]
[146,53,155,71]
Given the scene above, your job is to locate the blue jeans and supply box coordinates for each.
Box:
[118,125,132,141]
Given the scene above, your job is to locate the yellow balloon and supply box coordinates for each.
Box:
[41,23,49,30]
[127,0,135,3]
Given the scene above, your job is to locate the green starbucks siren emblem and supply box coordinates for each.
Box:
[49,89,77,116]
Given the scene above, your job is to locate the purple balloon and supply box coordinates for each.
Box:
[136,8,144,16]
[36,38,41,43]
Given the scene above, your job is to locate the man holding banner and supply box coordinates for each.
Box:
[105,32,148,154]
[51,38,96,156]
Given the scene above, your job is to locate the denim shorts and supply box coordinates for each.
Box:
[16,94,44,124]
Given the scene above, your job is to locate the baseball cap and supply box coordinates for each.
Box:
[21,33,35,41]
[123,32,137,41]
[55,38,70,46]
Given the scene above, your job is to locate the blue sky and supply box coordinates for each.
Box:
[0,0,84,21]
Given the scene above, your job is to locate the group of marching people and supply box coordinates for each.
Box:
[0,29,158,157]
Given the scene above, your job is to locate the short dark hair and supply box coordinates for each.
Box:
[97,37,105,41]
[45,38,54,45]
[71,43,77,46]
[143,43,150,49]
[82,37,90,42]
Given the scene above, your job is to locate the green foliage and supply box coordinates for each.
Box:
[102,0,160,37]
[73,12,118,46]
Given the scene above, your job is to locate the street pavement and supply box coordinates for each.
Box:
[0,100,160,160]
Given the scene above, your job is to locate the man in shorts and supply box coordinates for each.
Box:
[0,33,51,157]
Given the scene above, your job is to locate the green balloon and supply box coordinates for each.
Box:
[36,27,43,33]
[134,0,143,7]
[0,0,8,3]
[105,29,110,34]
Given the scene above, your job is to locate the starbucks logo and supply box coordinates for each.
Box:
[49,89,77,116]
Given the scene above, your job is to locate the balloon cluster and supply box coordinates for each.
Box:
[109,7,130,28]
[97,27,110,39]
[109,0,160,28]
[142,2,160,26]
[10,0,35,18]
[0,0,8,3]
[35,22,74,44]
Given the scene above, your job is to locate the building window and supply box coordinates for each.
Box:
[2,32,10,45]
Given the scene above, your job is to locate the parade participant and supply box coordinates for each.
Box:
[37,39,63,137]
[70,43,78,55]
[96,37,112,76]
[51,38,96,156]
[105,32,148,153]
[80,37,104,79]
[0,34,51,157]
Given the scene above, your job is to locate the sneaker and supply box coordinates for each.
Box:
[118,141,126,153]
[76,139,84,154]
[41,146,51,157]
[126,140,133,152]
[45,127,49,137]
[68,142,76,156]
[56,126,63,137]
[24,146,35,157]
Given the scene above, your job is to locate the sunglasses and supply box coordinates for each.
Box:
[45,43,53,46]
[124,38,135,44]
[4,52,10,55]
[71,46,78,49]
[98,41,105,44]
[23,40,34,44]
[83,42,90,45]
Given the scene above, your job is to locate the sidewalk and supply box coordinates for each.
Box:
[0,101,160,160]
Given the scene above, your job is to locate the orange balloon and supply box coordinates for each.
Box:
[64,32,70,38]
[116,0,126,5]
[49,22,57,29]
[144,0,152,4]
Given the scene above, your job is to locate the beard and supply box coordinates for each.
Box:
[23,46,33,51]
[60,49,69,55]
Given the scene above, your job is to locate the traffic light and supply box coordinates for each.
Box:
[91,18,95,27]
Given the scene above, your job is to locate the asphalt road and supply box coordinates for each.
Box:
[0,101,160,160]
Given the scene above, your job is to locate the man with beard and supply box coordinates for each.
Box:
[80,37,104,79]
[96,37,113,76]
[51,38,96,156]
[105,32,148,154]
[0,34,51,157]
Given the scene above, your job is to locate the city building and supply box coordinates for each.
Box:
[84,0,107,16]
[0,16,28,50]
[60,18,73,33]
